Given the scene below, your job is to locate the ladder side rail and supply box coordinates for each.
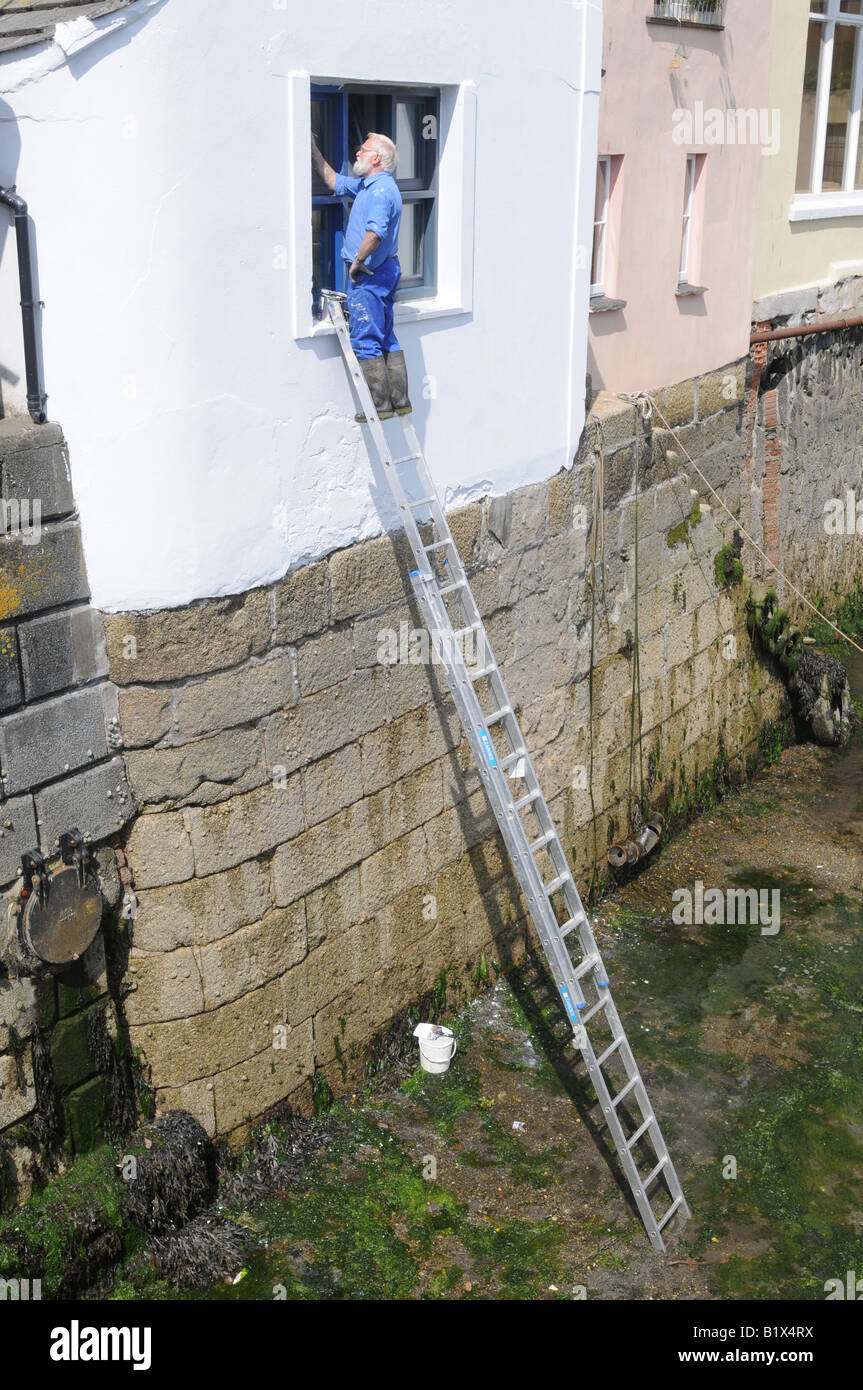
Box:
[411,579,592,1006]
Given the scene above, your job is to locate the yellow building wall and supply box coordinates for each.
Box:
[755,0,863,302]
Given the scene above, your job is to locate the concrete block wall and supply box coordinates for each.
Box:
[0,418,137,1207]
[0,419,135,885]
[105,345,860,1141]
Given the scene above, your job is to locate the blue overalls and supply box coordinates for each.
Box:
[334,169,403,361]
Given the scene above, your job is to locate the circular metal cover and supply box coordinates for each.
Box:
[21,865,103,967]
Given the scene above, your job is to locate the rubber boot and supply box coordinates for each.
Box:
[385,349,412,415]
[355,354,394,422]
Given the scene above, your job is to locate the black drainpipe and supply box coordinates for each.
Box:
[0,186,47,423]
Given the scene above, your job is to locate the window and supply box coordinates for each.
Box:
[677,154,706,294]
[590,157,611,297]
[679,154,697,285]
[795,0,863,198]
[650,1,725,27]
[311,83,439,317]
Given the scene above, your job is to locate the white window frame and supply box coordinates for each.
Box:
[791,0,863,221]
[679,154,697,285]
[590,156,611,297]
[287,72,477,339]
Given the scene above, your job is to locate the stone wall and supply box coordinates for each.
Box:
[102,347,842,1142]
[746,303,863,604]
[0,419,135,883]
[2,327,859,1187]
[0,418,137,1206]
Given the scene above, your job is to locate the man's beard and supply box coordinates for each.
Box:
[353,155,372,176]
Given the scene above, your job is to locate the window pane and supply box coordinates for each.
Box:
[396,101,420,180]
[840,1,862,14]
[810,1,826,11]
[348,94,389,163]
[594,159,609,222]
[311,99,336,196]
[399,202,421,278]
[796,20,823,190]
[591,221,605,291]
[822,24,858,189]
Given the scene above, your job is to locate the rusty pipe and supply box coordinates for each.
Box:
[608,813,664,871]
[750,313,863,345]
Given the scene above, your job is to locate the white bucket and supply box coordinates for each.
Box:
[413,1023,458,1074]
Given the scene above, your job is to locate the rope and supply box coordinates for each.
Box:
[628,399,646,823]
[613,391,863,659]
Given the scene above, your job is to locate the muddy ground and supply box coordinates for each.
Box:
[100,649,863,1302]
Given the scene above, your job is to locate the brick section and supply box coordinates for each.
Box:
[0,626,21,711]
[103,589,272,685]
[133,860,272,952]
[0,519,89,622]
[18,606,108,702]
[34,756,135,847]
[762,435,782,570]
[124,727,266,809]
[0,684,111,795]
[272,560,330,644]
[212,1018,314,1133]
[185,779,305,877]
[0,793,37,884]
[172,650,296,744]
[0,422,74,521]
[129,975,287,1088]
[124,810,194,890]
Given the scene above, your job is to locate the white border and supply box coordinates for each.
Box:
[287,71,477,340]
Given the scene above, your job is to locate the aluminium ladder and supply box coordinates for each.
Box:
[327,296,690,1252]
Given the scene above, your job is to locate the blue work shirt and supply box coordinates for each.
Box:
[334,169,402,269]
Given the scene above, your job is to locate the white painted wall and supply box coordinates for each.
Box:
[0,0,601,612]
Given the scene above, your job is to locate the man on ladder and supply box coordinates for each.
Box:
[311,130,412,421]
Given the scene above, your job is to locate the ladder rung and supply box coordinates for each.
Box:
[642,1155,669,1190]
[499,750,527,772]
[611,1077,639,1109]
[425,539,453,552]
[469,664,496,682]
[453,623,481,641]
[529,830,555,854]
[580,995,610,1026]
[439,580,467,596]
[595,1036,624,1068]
[410,495,437,508]
[513,790,541,812]
[627,1115,656,1149]
[544,872,571,896]
[560,915,584,939]
[392,453,423,465]
[657,1194,683,1232]
[486,705,513,727]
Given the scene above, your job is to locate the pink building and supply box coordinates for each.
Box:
[588,0,776,394]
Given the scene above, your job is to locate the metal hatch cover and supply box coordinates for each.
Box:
[21,863,103,967]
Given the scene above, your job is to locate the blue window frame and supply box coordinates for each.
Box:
[311,83,439,318]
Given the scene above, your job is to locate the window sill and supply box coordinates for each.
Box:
[589,296,627,314]
[789,192,863,222]
[676,281,707,297]
[646,16,724,31]
[306,294,470,339]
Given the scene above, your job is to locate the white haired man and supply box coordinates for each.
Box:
[311,130,412,420]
